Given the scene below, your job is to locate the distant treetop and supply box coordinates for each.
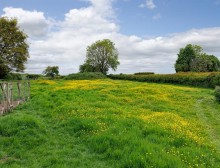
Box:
[175,44,220,72]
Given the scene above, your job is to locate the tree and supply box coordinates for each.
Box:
[79,62,98,73]
[0,17,29,78]
[43,66,59,78]
[175,44,202,72]
[208,55,220,71]
[175,44,220,72]
[190,54,220,72]
[80,39,120,74]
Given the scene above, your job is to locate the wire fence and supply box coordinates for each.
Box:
[0,81,30,115]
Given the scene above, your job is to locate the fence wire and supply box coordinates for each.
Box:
[0,81,30,115]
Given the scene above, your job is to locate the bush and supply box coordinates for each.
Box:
[5,73,22,80]
[26,74,42,80]
[214,86,220,103]
[64,72,107,80]
[108,72,220,88]
[134,72,155,75]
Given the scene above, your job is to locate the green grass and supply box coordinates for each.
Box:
[0,79,220,167]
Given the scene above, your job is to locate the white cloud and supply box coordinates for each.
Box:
[1,1,220,75]
[140,0,156,10]
[2,7,53,37]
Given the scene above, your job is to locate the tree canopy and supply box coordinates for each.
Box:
[80,39,120,74]
[0,17,29,78]
[175,44,220,72]
[43,66,59,78]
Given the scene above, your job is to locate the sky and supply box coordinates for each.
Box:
[0,0,220,75]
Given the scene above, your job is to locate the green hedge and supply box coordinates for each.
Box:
[26,74,43,80]
[108,72,220,88]
[64,72,107,80]
[214,86,220,103]
[134,72,155,75]
[4,73,22,80]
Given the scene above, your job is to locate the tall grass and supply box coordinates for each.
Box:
[0,79,220,167]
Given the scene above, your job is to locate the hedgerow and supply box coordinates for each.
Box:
[108,72,220,88]
[134,72,155,75]
[64,72,107,80]
[214,86,220,103]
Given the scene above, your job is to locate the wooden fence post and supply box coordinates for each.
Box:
[17,82,21,104]
[0,83,4,115]
[0,81,30,115]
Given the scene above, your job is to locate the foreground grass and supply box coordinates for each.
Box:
[0,79,220,167]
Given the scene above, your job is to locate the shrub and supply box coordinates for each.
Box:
[5,73,22,80]
[26,74,42,80]
[64,72,107,80]
[134,72,155,75]
[108,72,220,88]
[214,86,220,103]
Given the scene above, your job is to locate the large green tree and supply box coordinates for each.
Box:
[175,44,202,72]
[0,17,29,78]
[190,54,220,72]
[43,66,59,78]
[175,44,220,72]
[80,39,120,74]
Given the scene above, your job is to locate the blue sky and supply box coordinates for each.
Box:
[1,0,220,74]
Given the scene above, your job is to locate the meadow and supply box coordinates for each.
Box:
[0,79,220,167]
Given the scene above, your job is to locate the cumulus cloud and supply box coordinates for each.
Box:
[140,0,156,9]
[1,0,220,75]
[2,7,52,37]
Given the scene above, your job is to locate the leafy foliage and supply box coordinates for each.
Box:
[79,62,98,73]
[26,74,43,80]
[64,72,107,80]
[108,72,220,88]
[134,72,155,75]
[80,39,120,74]
[175,44,220,72]
[0,17,29,78]
[175,44,200,72]
[0,62,9,79]
[4,73,22,80]
[214,86,220,103]
[42,66,59,78]
[190,54,220,72]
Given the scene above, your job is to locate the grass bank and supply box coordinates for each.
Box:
[0,79,220,167]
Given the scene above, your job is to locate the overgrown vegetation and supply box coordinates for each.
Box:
[134,72,155,75]
[42,66,59,78]
[0,17,29,79]
[215,86,220,103]
[175,44,220,72]
[64,72,107,80]
[2,73,23,80]
[0,79,220,167]
[108,72,220,88]
[26,74,43,80]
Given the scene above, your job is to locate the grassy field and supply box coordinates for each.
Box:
[0,79,220,167]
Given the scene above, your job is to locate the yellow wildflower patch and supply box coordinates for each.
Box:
[55,79,119,90]
[141,112,205,144]
[36,80,56,85]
